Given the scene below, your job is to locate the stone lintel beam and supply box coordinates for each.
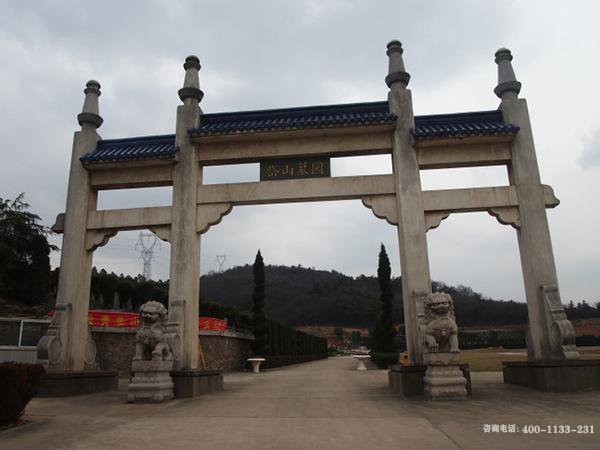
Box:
[54,183,558,235]
[83,227,171,251]
[417,141,512,169]
[82,158,176,173]
[196,176,558,212]
[423,184,558,213]
[196,174,396,205]
[414,134,514,149]
[89,165,174,189]
[360,185,558,229]
[86,206,172,231]
[194,125,394,165]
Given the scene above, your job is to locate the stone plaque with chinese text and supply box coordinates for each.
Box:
[260,157,331,181]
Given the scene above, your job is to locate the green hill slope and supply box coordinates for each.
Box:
[199,264,530,328]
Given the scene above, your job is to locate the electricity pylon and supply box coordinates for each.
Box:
[216,254,227,272]
[135,231,160,280]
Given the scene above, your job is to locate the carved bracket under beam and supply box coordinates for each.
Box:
[362,196,451,232]
[425,211,451,231]
[488,206,520,229]
[196,203,233,234]
[542,284,580,360]
[361,195,398,225]
[51,213,65,233]
[85,230,118,251]
[149,226,171,242]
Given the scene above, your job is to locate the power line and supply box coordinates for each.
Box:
[135,231,160,280]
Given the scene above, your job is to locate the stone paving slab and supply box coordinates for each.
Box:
[1,357,599,450]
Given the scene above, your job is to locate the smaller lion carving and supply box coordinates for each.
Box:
[423,292,459,353]
[133,301,173,361]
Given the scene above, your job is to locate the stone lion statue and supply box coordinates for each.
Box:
[133,301,173,361]
[423,292,459,353]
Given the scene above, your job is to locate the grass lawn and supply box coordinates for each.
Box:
[461,346,600,372]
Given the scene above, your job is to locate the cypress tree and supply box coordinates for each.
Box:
[251,250,269,356]
[377,243,396,353]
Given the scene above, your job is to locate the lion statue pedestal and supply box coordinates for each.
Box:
[422,292,467,400]
[127,301,175,403]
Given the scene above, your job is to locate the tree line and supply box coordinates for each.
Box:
[1,193,598,329]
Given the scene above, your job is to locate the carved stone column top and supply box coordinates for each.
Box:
[179,55,204,103]
[494,47,521,100]
[78,80,103,129]
[386,40,410,89]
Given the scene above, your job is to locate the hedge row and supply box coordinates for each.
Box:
[0,362,45,427]
[458,330,527,349]
[576,334,600,346]
[395,330,527,351]
[397,330,600,351]
[370,352,399,369]
[263,320,328,368]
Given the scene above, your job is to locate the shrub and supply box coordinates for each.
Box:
[370,352,399,369]
[0,362,45,427]
[577,334,600,347]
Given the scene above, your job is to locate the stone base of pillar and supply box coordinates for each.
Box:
[170,369,223,398]
[388,364,426,396]
[389,362,472,397]
[37,370,118,397]
[127,360,174,403]
[423,353,467,400]
[503,359,600,392]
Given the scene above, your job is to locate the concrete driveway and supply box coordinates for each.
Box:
[2,356,599,450]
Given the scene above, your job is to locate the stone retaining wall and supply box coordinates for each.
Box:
[91,327,253,377]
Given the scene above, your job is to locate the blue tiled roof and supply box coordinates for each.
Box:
[412,110,519,139]
[188,101,396,136]
[80,103,518,164]
[80,134,176,164]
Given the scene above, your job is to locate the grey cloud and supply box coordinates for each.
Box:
[579,128,600,168]
[3,1,600,304]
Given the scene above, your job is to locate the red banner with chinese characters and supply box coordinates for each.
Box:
[199,316,227,331]
[48,309,227,331]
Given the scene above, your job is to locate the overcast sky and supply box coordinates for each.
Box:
[1,0,599,303]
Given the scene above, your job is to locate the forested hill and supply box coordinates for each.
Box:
[199,265,536,328]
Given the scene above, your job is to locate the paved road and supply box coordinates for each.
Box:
[2,356,599,449]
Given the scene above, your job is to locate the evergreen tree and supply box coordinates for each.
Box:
[0,194,56,305]
[251,250,269,356]
[376,244,396,353]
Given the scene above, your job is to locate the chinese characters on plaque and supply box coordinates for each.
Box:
[260,157,331,181]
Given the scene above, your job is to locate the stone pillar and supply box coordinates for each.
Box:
[38,81,102,372]
[386,41,432,364]
[495,49,579,361]
[168,56,203,370]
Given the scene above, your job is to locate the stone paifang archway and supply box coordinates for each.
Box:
[41,41,579,383]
